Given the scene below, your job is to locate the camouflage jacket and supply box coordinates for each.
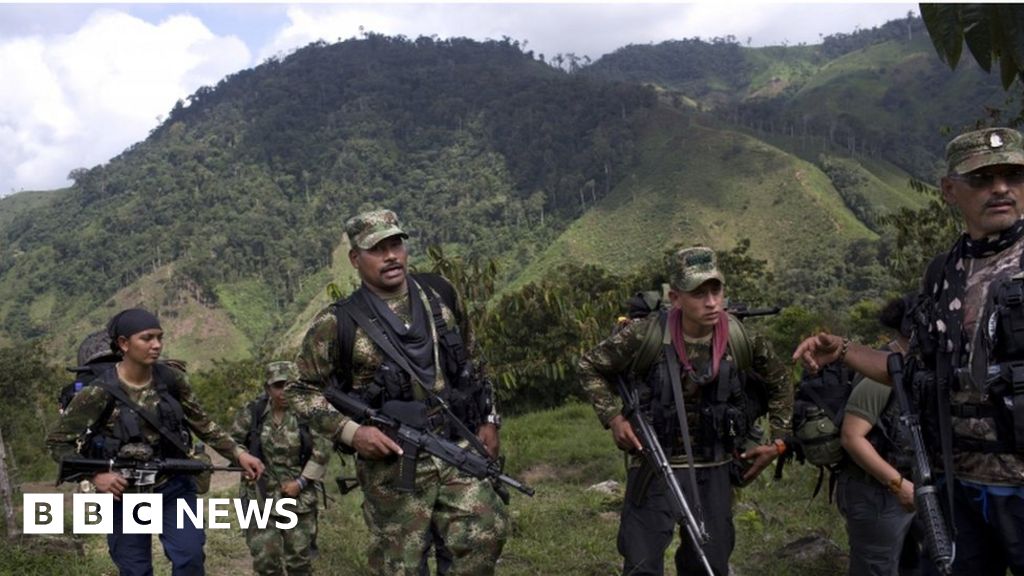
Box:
[937,237,1024,485]
[580,313,792,465]
[47,364,245,464]
[288,276,493,446]
[230,399,331,513]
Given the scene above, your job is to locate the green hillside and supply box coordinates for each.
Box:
[0,15,1011,363]
[511,107,879,290]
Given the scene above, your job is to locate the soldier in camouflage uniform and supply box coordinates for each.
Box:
[795,127,1024,575]
[287,209,507,576]
[231,361,331,576]
[580,246,792,576]
[47,308,264,576]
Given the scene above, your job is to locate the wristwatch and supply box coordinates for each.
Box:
[485,413,502,429]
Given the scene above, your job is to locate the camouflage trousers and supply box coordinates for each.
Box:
[245,508,319,576]
[357,452,509,576]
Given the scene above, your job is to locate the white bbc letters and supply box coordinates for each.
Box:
[73,493,114,534]
[22,494,64,534]
[122,493,162,534]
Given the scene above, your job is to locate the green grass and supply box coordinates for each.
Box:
[5,402,849,575]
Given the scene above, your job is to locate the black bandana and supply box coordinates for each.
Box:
[358,280,437,388]
[106,308,161,350]
[930,219,1024,376]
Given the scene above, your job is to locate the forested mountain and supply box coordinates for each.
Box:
[0,35,654,360]
[0,17,1009,366]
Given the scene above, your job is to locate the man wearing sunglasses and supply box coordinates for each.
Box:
[794,127,1024,575]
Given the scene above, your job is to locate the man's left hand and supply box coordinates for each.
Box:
[478,423,500,459]
[739,444,779,483]
[238,451,265,480]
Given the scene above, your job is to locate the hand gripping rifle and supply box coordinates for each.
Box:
[322,387,534,504]
[618,380,715,576]
[887,353,955,576]
[58,456,243,488]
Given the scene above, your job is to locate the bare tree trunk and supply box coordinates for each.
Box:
[0,426,18,538]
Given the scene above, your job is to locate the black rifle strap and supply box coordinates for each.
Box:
[94,376,191,457]
[343,289,491,461]
[664,339,706,528]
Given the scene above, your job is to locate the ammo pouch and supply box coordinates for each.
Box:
[993,276,1024,360]
[980,275,1024,453]
[372,360,412,404]
[982,361,1024,454]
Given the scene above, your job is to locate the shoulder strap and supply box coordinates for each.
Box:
[726,314,753,372]
[94,372,191,456]
[630,311,667,378]
[333,297,358,391]
[413,273,458,312]
[298,421,314,466]
[247,395,269,458]
[663,339,706,528]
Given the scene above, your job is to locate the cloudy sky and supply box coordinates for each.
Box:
[0,2,918,196]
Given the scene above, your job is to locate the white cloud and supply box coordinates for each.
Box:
[0,9,251,195]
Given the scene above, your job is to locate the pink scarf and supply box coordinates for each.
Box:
[668,308,729,381]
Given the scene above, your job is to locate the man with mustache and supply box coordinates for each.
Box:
[287,209,507,575]
[580,246,792,576]
[794,127,1024,575]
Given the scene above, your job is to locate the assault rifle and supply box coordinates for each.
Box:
[727,302,782,321]
[58,456,243,487]
[888,353,954,576]
[617,380,714,576]
[322,387,534,504]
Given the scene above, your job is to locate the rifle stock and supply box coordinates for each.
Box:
[57,456,243,487]
[322,387,534,504]
[888,353,954,576]
[727,303,782,321]
[617,380,715,576]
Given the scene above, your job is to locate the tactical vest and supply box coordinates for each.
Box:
[631,311,755,462]
[82,364,189,460]
[331,273,491,433]
[917,252,1024,456]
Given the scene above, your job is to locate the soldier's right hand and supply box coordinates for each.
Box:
[352,425,404,459]
[792,332,843,373]
[609,415,643,453]
[93,471,129,501]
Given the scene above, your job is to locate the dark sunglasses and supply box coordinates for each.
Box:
[948,168,1024,189]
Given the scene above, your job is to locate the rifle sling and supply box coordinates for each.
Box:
[664,340,706,527]
[344,287,492,461]
[94,378,191,457]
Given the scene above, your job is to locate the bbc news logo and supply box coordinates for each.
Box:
[23,494,299,534]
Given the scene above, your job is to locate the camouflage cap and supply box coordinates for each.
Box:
[345,209,409,250]
[946,127,1024,175]
[265,361,299,387]
[669,246,726,292]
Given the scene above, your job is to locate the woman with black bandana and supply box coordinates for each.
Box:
[47,307,265,576]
